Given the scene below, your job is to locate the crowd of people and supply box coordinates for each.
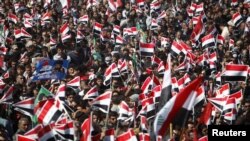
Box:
[0,0,250,140]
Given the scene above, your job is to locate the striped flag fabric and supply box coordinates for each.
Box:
[60,23,70,36]
[67,76,80,88]
[171,41,183,56]
[140,115,148,133]
[82,86,99,100]
[113,25,120,35]
[154,76,203,136]
[23,20,33,28]
[61,34,71,43]
[195,3,204,13]
[139,133,150,141]
[201,34,215,48]
[103,128,115,141]
[207,97,227,112]
[38,124,56,141]
[0,85,14,104]
[141,97,155,120]
[118,101,132,121]
[108,0,116,11]
[199,102,213,126]
[158,54,171,109]
[222,97,237,125]
[103,65,112,86]
[13,97,34,117]
[116,128,137,141]
[221,64,248,82]
[93,22,103,35]
[118,60,128,74]
[8,13,18,24]
[36,99,63,125]
[198,136,208,141]
[232,12,243,27]
[137,0,145,8]
[139,42,154,57]
[231,0,238,6]
[81,115,92,141]
[92,90,112,113]
[217,34,225,45]
[194,85,205,106]
[78,15,88,24]
[17,135,35,141]
[0,46,8,55]
[216,83,230,97]
[115,35,124,45]
[157,10,166,20]
[150,19,158,30]
[53,121,74,140]
[190,14,205,41]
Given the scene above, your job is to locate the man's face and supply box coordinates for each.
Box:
[19,120,29,131]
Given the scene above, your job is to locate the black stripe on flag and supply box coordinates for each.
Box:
[56,132,74,140]
[93,104,109,112]
[221,76,246,82]
[50,110,63,123]
[147,109,155,120]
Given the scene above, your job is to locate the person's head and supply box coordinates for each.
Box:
[16,74,25,84]
[18,117,29,132]
[108,111,118,125]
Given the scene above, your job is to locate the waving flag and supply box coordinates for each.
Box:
[154,76,203,136]
[13,97,34,117]
[104,128,115,141]
[232,12,243,27]
[92,90,112,113]
[78,15,88,24]
[0,85,14,104]
[82,86,99,100]
[222,64,248,82]
[36,99,63,125]
[140,42,154,56]
[81,115,92,141]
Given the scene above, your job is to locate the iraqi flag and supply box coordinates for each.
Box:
[217,34,225,45]
[38,124,56,141]
[153,76,203,136]
[221,64,248,82]
[158,54,171,109]
[93,22,103,35]
[222,97,237,125]
[0,85,14,104]
[67,76,80,88]
[116,128,137,141]
[232,12,243,27]
[140,42,154,57]
[92,90,112,113]
[82,86,99,100]
[60,23,70,36]
[36,99,63,125]
[81,115,92,141]
[113,25,120,35]
[78,15,88,24]
[171,41,183,56]
[13,97,34,118]
[53,121,74,140]
[201,34,215,49]
[150,18,158,30]
[231,0,238,6]
[8,13,18,24]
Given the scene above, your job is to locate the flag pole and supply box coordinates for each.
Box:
[169,123,173,139]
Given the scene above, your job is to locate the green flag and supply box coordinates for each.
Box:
[34,86,53,105]
[32,86,53,126]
